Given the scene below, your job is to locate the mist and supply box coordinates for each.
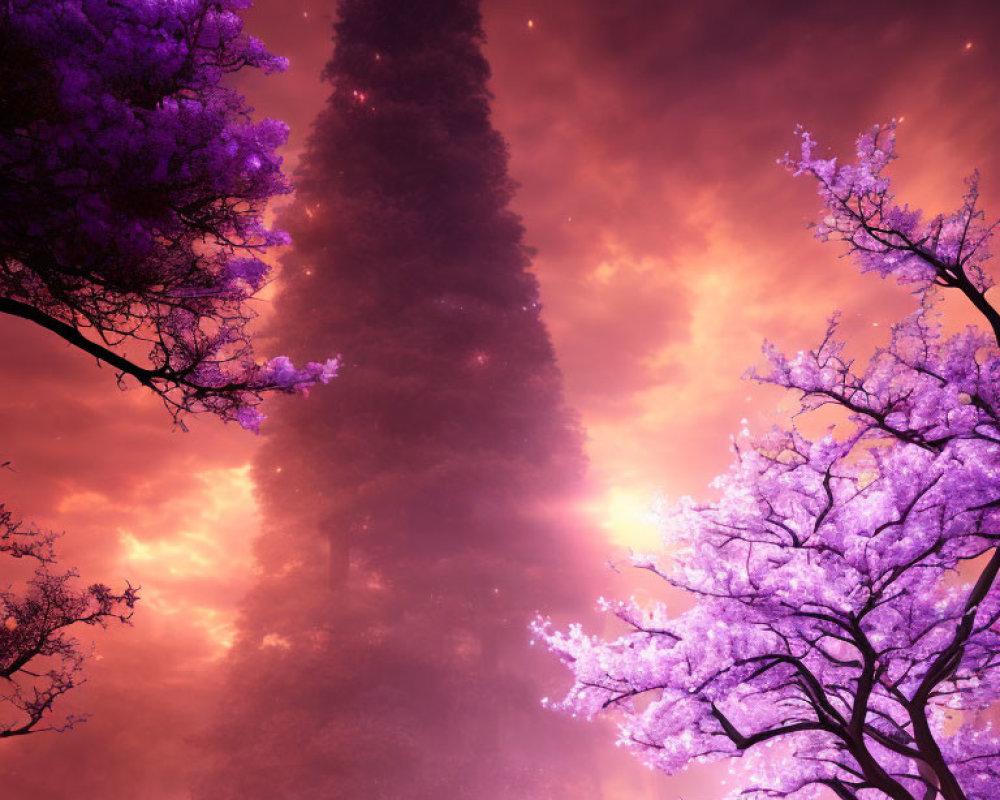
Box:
[195,2,612,797]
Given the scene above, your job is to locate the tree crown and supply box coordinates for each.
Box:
[0,0,336,429]
[536,124,1000,800]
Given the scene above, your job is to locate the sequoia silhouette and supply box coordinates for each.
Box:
[196,1,607,797]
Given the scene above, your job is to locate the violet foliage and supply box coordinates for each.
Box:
[535,124,1000,800]
[0,505,137,738]
[0,0,337,429]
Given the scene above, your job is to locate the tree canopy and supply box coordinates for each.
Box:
[0,0,336,429]
[0,0,327,739]
[0,507,136,739]
[536,123,1000,800]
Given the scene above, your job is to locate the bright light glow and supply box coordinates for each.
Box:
[115,463,259,657]
[584,485,661,550]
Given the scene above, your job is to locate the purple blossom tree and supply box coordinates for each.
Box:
[535,123,1000,800]
[0,0,337,430]
[0,505,137,738]
[0,0,332,737]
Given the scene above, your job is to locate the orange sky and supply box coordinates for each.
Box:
[3,2,1000,797]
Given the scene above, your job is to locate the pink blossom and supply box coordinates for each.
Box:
[541,128,1000,799]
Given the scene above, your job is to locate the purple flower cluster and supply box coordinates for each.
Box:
[0,0,332,425]
[538,129,1000,800]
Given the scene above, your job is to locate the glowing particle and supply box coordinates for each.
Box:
[527,19,535,28]
[261,633,292,650]
[965,41,974,51]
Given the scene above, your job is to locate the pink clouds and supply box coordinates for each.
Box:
[484,1,1000,506]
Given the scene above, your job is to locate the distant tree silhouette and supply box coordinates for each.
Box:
[197,1,607,797]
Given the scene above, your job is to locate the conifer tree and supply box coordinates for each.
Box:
[198,2,606,797]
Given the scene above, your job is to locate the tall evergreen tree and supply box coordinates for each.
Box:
[197,1,607,797]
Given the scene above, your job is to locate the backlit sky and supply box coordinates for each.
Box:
[2,1,1000,797]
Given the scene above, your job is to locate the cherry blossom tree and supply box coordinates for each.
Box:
[0,0,332,738]
[0,505,136,738]
[535,123,1000,800]
[0,0,337,431]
